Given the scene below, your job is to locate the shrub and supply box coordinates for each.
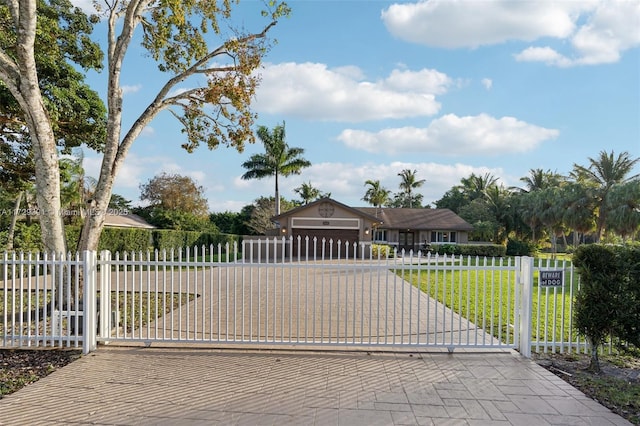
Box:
[431,243,506,258]
[573,244,640,371]
[371,244,394,258]
[13,223,43,252]
[506,238,537,256]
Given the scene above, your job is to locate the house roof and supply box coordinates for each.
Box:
[272,197,382,223]
[103,213,156,229]
[355,207,474,231]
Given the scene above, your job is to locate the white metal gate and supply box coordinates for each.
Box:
[94,239,522,351]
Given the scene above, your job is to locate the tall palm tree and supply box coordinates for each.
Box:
[397,169,425,208]
[605,179,640,241]
[571,150,639,241]
[515,168,564,193]
[241,123,311,216]
[561,182,597,246]
[59,149,97,224]
[294,181,321,205]
[458,172,498,201]
[363,179,390,216]
[483,185,515,244]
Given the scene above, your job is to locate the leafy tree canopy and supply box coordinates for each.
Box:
[0,0,106,152]
[139,172,209,217]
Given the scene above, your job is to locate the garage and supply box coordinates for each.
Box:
[271,198,380,260]
[291,228,360,258]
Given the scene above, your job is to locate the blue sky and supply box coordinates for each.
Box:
[79,0,640,213]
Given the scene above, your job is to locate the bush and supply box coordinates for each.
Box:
[371,244,394,258]
[573,244,640,371]
[64,226,242,255]
[13,223,43,252]
[431,243,506,258]
[100,228,153,253]
[506,238,537,256]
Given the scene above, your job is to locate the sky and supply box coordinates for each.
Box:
[78,0,640,213]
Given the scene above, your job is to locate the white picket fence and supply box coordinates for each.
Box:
[1,238,595,356]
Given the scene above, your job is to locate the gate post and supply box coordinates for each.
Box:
[519,256,534,358]
[99,251,112,343]
[83,250,98,354]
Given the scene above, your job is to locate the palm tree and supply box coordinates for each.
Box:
[397,169,425,208]
[605,179,640,241]
[571,150,639,241]
[561,182,597,246]
[458,172,498,200]
[294,181,321,205]
[241,122,311,216]
[59,149,97,224]
[515,168,564,193]
[363,179,390,216]
[483,185,515,244]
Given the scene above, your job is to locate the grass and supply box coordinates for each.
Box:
[537,351,640,425]
[577,375,639,424]
[109,290,196,332]
[0,290,195,336]
[396,255,581,346]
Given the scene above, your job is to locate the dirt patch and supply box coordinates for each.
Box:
[0,349,82,398]
[534,352,640,425]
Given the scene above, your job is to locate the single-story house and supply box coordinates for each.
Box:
[355,206,474,252]
[270,197,473,257]
[103,212,156,229]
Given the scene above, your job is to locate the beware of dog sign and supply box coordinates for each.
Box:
[539,270,564,287]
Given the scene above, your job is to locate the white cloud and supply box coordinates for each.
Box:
[481,78,493,90]
[337,114,559,156]
[514,47,572,67]
[566,0,640,65]
[121,84,142,95]
[254,62,446,121]
[140,126,155,137]
[382,0,579,48]
[70,0,96,13]
[383,0,639,67]
[258,161,507,208]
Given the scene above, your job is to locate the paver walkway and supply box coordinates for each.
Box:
[0,347,632,425]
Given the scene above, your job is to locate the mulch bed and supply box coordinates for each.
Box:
[0,349,82,398]
[534,352,640,425]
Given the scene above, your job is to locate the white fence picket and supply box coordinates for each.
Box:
[1,238,618,356]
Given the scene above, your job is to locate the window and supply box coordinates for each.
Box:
[374,229,387,242]
[430,231,457,243]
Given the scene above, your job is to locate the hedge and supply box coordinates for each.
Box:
[573,244,640,367]
[431,243,506,258]
[64,226,241,254]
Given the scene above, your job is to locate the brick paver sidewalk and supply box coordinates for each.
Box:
[0,347,632,425]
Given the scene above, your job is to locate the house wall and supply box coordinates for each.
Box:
[279,204,374,243]
[374,228,470,251]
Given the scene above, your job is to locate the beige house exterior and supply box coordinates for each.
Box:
[103,212,156,229]
[269,198,474,258]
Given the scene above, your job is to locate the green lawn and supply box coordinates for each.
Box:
[397,256,579,348]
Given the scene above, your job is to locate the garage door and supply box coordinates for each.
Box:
[292,229,359,259]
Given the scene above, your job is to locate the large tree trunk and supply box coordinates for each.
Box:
[13,0,66,255]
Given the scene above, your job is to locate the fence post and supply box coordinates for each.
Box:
[99,251,112,344]
[519,256,533,358]
[82,250,98,354]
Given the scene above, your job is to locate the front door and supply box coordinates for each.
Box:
[399,231,415,253]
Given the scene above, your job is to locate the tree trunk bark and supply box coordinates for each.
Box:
[275,174,280,216]
[588,341,601,373]
[13,0,66,255]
